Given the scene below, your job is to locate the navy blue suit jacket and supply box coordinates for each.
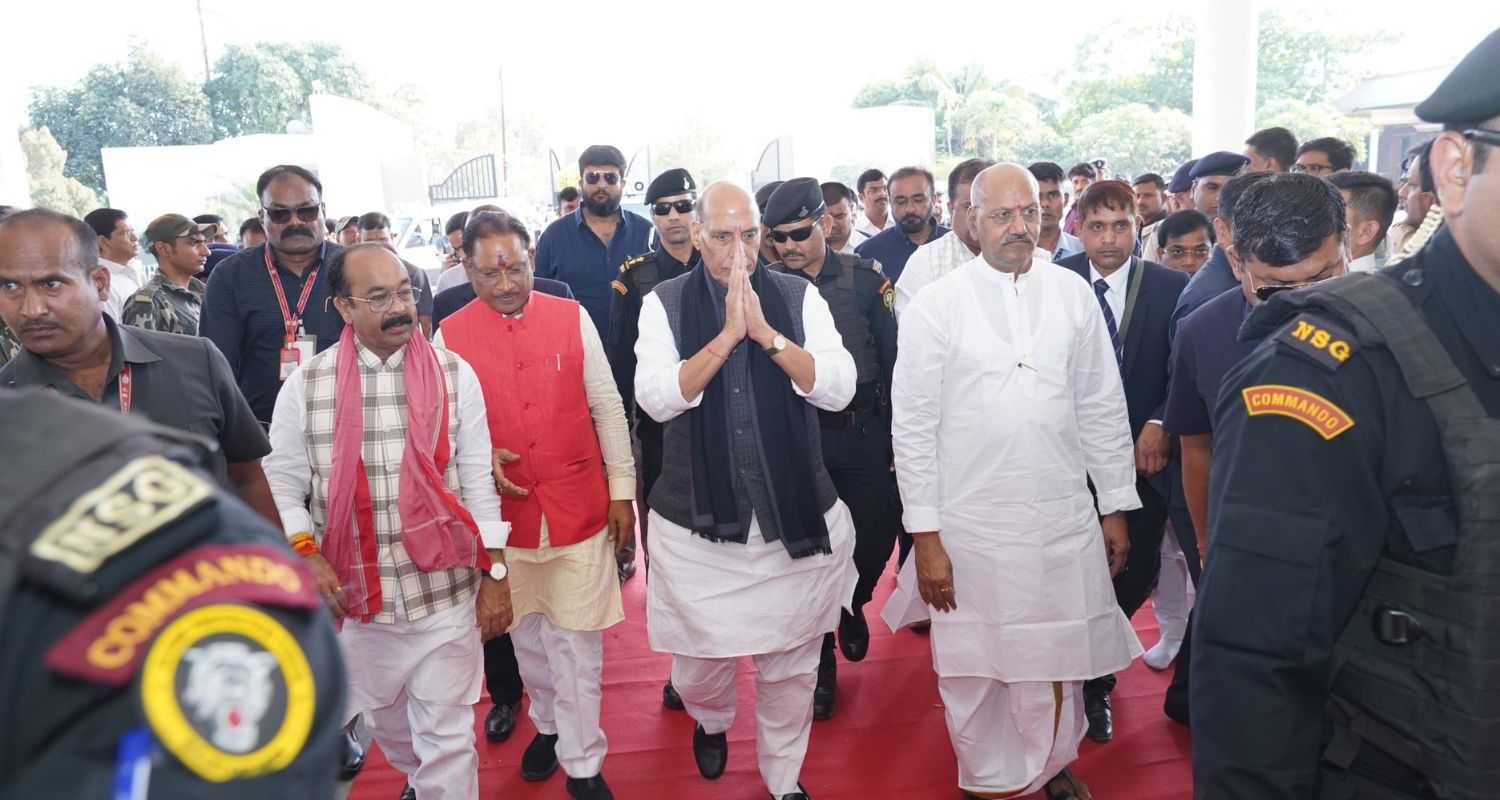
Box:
[1054,253,1189,437]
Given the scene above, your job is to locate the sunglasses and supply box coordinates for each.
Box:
[1463,127,1500,147]
[263,204,322,224]
[768,225,819,244]
[584,171,620,186]
[1251,272,1341,302]
[652,200,694,216]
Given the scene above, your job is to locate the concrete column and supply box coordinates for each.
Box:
[1192,3,1260,156]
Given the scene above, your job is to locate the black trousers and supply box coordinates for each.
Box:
[1086,471,1171,700]
[483,633,524,707]
[1164,465,1203,724]
[820,410,903,611]
[635,420,665,567]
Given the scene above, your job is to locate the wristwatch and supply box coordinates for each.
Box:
[488,562,509,581]
[763,333,788,356]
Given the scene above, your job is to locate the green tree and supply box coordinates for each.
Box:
[948,88,1059,164]
[1065,104,1192,179]
[203,45,305,138]
[1063,17,1195,122]
[276,42,374,103]
[1255,11,1394,109]
[20,127,101,217]
[1256,98,1374,165]
[28,43,214,196]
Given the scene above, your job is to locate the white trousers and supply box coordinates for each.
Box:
[340,601,481,800]
[512,613,608,778]
[671,634,823,796]
[1150,524,1195,641]
[938,678,1086,797]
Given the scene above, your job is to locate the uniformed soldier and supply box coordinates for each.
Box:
[0,319,18,366]
[0,388,346,797]
[123,214,210,336]
[755,180,785,267]
[1192,27,1500,798]
[607,167,699,712]
[764,177,901,721]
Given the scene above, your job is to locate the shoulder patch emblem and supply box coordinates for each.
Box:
[31,455,213,575]
[878,278,894,310]
[45,544,318,685]
[611,279,629,296]
[140,603,316,782]
[619,255,647,274]
[1241,384,1355,440]
[1277,313,1358,371]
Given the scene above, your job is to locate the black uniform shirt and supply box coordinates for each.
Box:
[777,247,899,393]
[606,247,696,415]
[1192,228,1500,797]
[0,316,271,485]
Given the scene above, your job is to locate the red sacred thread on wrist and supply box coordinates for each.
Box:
[289,533,320,556]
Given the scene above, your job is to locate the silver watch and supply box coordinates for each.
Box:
[488,562,508,581]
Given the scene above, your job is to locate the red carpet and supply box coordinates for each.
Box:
[348,550,1193,799]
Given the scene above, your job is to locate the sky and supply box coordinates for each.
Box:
[2,0,1496,187]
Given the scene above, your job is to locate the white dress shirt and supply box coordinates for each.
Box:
[264,341,508,549]
[1051,231,1085,262]
[435,265,469,294]
[101,258,141,319]
[1088,258,1133,324]
[850,211,894,246]
[1348,253,1379,274]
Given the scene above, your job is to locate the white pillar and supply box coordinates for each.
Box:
[0,20,31,205]
[1192,3,1260,156]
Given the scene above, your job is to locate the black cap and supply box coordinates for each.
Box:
[646,168,697,204]
[578,144,626,174]
[763,178,825,228]
[1189,151,1250,180]
[1416,27,1500,124]
[754,181,784,214]
[1167,159,1199,193]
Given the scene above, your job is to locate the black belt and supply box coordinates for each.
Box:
[818,400,880,430]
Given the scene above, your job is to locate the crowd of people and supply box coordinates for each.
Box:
[2,26,1499,800]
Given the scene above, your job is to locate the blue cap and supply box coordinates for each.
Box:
[1189,151,1250,180]
[1167,159,1198,193]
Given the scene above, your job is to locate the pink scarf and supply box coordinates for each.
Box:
[321,325,492,622]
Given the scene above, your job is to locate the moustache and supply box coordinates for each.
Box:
[281,227,315,239]
[1003,234,1035,245]
[19,320,61,334]
[380,314,414,331]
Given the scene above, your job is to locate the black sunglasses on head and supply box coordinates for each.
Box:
[768,225,819,244]
[263,204,321,224]
[652,200,694,216]
[584,171,620,186]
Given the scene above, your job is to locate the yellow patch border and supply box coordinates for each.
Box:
[1241,384,1355,441]
[611,279,629,296]
[31,455,212,574]
[141,604,316,783]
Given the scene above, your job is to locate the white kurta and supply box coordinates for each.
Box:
[894,233,1051,320]
[633,285,859,659]
[885,256,1143,683]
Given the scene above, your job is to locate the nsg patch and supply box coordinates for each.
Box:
[140,604,315,782]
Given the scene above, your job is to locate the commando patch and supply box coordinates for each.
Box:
[31,455,213,575]
[1242,384,1355,440]
[879,278,894,311]
[1277,313,1357,371]
[46,544,318,685]
[141,604,316,783]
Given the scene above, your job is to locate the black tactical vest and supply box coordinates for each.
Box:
[1278,273,1500,798]
[818,254,882,387]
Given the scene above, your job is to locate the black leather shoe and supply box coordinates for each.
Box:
[566,774,613,799]
[769,785,811,799]
[663,680,685,711]
[1084,689,1113,742]
[813,657,836,721]
[485,702,519,743]
[520,733,560,781]
[692,724,728,779]
[339,728,366,780]
[838,608,870,662]
[398,784,415,800]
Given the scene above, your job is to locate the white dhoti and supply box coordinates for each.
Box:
[339,598,482,800]
[1145,522,1194,669]
[939,678,1086,796]
[507,527,624,779]
[647,500,857,795]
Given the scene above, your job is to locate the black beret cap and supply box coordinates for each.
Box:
[763,178,826,228]
[1416,26,1500,124]
[646,168,696,204]
[754,181,784,214]
[1167,159,1199,193]
[1189,151,1250,180]
[578,144,626,173]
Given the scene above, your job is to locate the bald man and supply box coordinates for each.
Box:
[633,182,858,800]
[886,164,1142,799]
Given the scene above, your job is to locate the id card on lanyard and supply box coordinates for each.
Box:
[265,246,320,381]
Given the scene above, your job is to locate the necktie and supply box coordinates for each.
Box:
[1093,278,1123,366]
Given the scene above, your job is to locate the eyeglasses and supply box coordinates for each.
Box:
[1463,127,1500,147]
[343,287,416,313]
[983,206,1042,226]
[1250,269,1343,302]
[263,204,322,224]
[1165,245,1213,259]
[652,200,694,216]
[768,224,820,244]
[1290,163,1334,175]
[584,171,620,186]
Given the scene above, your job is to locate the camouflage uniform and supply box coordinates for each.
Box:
[0,319,19,366]
[120,272,207,336]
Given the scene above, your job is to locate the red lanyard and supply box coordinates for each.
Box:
[263,246,320,344]
[118,364,132,413]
